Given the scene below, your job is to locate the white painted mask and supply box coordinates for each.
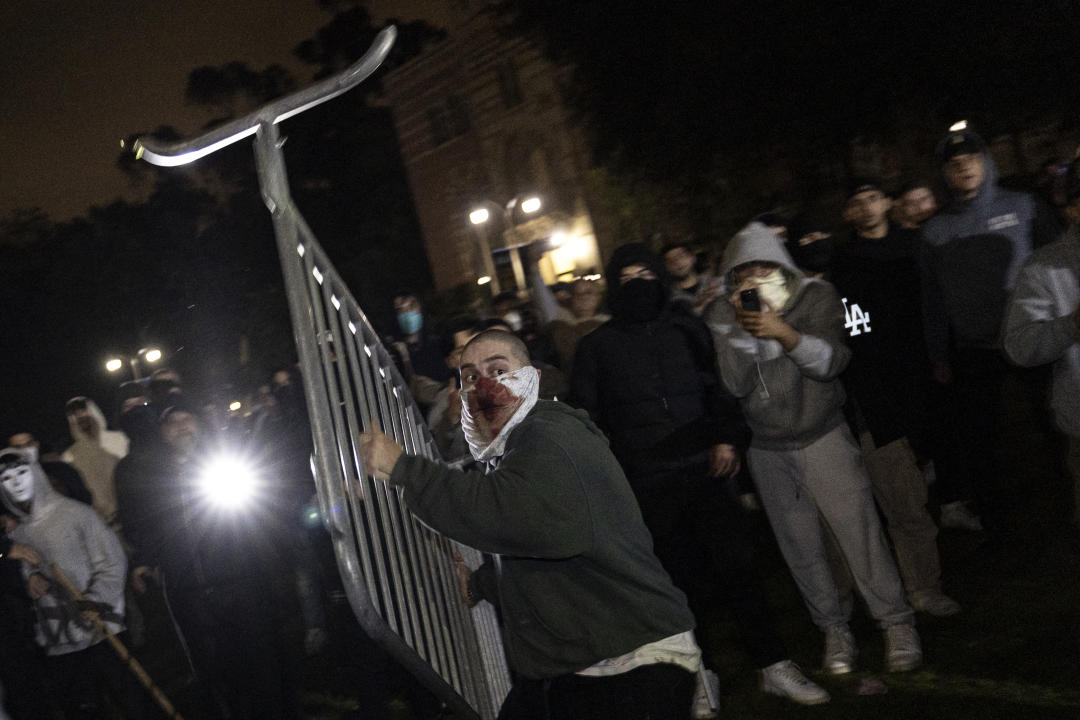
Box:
[1,463,35,504]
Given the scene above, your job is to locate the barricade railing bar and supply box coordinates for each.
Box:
[134,26,510,720]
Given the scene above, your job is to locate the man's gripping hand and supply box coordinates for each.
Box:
[358,427,405,482]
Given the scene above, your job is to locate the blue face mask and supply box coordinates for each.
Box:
[397,310,423,335]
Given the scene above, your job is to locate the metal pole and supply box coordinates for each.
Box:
[50,565,184,719]
[473,225,500,293]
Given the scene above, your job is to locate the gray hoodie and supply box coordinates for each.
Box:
[705,223,851,450]
[1003,227,1080,437]
[920,130,1055,362]
[1,448,126,655]
[61,397,128,524]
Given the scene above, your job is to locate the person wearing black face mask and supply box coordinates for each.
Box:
[572,244,829,709]
[112,388,164,647]
[147,368,183,413]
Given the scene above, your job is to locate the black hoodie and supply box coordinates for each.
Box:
[571,244,748,480]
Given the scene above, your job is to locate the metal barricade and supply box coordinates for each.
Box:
[133,26,510,720]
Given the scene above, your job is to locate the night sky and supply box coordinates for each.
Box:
[0,0,448,222]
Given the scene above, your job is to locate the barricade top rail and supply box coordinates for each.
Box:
[132,26,396,167]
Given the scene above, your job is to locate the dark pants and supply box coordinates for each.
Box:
[497,663,695,720]
[46,635,160,719]
[632,462,787,669]
[951,349,1011,536]
[168,582,299,720]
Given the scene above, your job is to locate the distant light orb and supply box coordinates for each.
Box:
[469,208,490,225]
[229,401,242,412]
[949,119,968,132]
[105,358,123,372]
[477,275,492,285]
[143,348,162,363]
[520,196,542,214]
[199,455,258,510]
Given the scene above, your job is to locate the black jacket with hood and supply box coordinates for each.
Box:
[571,244,749,481]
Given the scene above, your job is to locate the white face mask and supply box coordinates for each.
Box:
[1,464,35,504]
[751,268,792,312]
[461,366,540,461]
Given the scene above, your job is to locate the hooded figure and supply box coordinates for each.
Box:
[574,242,749,479]
[921,128,1059,364]
[921,127,1060,539]
[707,223,851,448]
[573,244,829,705]
[0,448,126,655]
[1003,162,1080,526]
[705,223,920,677]
[61,397,128,525]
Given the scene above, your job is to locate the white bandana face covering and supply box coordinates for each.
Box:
[750,268,792,312]
[1,463,35,504]
[461,366,541,462]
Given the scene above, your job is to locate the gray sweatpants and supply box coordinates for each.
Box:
[748,425,914,630]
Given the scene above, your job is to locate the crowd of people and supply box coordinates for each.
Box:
[3,124,1079,719]
[362,125,1080,719]
[1,369,316,719]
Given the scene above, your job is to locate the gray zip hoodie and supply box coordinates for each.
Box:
[920,130,1055,362]
[1003,227,1080,437]
[705,223,851,450]
[1,448,126,655]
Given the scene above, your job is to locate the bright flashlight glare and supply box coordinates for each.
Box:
[520,196,541,214]
[105,358,123,372]
[469,208,490,225]
[199,456,258,510]
[477,275,492,285]
[144,348,162,363]
[949,119,968,132]
[229,401,242,412]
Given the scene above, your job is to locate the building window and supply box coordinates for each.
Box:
[496,58,523,108]
[429,95,472,148]
[427,106,450,147]
[446,93,471,136]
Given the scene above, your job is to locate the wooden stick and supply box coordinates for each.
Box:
[49,564,185,720]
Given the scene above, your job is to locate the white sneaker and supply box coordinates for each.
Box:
[939,501,984,531]
[909,590,961,617]
[691,668,720,719]
[761,660,830,705]
[884,624,923,672]
[822,625,857,674]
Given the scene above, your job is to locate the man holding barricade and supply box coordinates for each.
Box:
[359,329,701,720]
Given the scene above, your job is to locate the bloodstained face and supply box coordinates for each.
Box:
[459,337,528,442]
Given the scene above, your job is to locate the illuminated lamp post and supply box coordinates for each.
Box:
[105,347,163,380]
[468,195,542,293]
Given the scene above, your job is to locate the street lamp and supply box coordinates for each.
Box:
[468,195,542,292]
[105,347,163,380]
